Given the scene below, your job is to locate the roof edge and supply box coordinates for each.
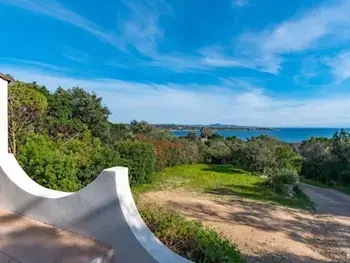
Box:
[0,73,13,82]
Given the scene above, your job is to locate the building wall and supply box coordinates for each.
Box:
[0,79,8,155]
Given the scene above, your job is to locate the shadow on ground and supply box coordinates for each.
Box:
[245,252,333,263]
[165,196,350,263]
[205,181,314,210]
[0,208,112,263]
[201,164,247,175]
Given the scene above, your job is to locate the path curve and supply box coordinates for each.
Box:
[300,183,350,217]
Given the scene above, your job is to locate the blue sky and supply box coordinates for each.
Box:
[1,0,350,127]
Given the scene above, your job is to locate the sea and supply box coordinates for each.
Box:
[172,128,350,143]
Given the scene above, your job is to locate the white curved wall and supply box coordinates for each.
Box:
[0,154,192,263]
[0,78,8,155]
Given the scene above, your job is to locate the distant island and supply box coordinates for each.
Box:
[152,123,276,131]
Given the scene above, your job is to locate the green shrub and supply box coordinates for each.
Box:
[139,204,244,263]
[236,135,300,175]
[270,168,299,193]
[17,132,80,192]
[115,140,156,184]
[180,140,202,164]
[76,146,120,187]
[205,140,231,164]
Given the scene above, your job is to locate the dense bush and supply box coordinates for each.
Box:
[236,135,301,175]
[149,140,183,171]
[204,139,231,164]
[115,140,156,184]
[300,129,350,186]
[270,168,299,193]
[140,204,244,263]
[17,133,80,192]
[179,140,202,164]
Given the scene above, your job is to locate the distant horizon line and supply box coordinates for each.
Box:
[114,122,350,129]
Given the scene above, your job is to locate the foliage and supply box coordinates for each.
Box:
[236,135,301,175]
[200,127,213,139]
[35,117,89,141]
[139,204,244,263]
[300,129,350,186]
[204,139,231,164]
[179,140,202,164]
[17,132,80,192]
[130,120,154,135]
[185,131,198,141]
[115,140,156,184]
[58,130,120,186]
[48,87,111,142]
[208,133,224,140]
[8,81,48,154]
[270,168,299,193]
[147,140,182,171]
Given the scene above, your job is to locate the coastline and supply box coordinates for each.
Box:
[171,128,350,143]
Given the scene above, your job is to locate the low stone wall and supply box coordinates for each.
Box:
[0,154,192,263]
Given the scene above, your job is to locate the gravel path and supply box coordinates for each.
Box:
[299,184,350,262]
[300,183,350,217]
[141,187,350,263]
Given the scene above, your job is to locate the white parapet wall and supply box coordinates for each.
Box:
[0,78,8,155]
[0,155,192,263]
[0,74,192,263]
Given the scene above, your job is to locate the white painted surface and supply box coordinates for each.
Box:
[0,78,8,155]
[0,155,192,263]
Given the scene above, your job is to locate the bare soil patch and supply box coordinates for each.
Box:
[141,189,350,263]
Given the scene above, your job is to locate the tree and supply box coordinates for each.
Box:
[185,131,198,141]
[200,127,213,139]
[8,81,48,154]
[208,133,224,140]
[48,87,111,142]
[115,140,156,184]
[17,132,80,192]
[130,120,154,135]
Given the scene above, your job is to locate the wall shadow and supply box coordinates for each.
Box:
[0,209,112,263]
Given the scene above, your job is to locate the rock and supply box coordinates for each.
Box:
[287,184,295,197]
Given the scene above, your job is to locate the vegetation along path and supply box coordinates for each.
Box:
[137,164,350,263]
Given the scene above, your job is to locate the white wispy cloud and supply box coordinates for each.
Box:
[237,0,350,73]
[324,51,350,83]
[0,0,259,73]
[3,0,350,76]
[116,0,172,56]
[232,0,249,8]
[0,0,119,47]
[3,65,350,127]
[0,57,67,71]
[60,47,90,64]
[199,46,282,74]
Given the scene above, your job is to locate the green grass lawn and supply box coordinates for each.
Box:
[301,178,350,195]
[133,164,314,210]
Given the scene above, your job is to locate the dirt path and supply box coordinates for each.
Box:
[300,184,350,217]
[141,188,350,263]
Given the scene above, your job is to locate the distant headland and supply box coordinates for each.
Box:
[152,123,276,131]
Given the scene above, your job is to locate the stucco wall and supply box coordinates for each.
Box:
[0,78,8,155]
[0,155,192,263]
